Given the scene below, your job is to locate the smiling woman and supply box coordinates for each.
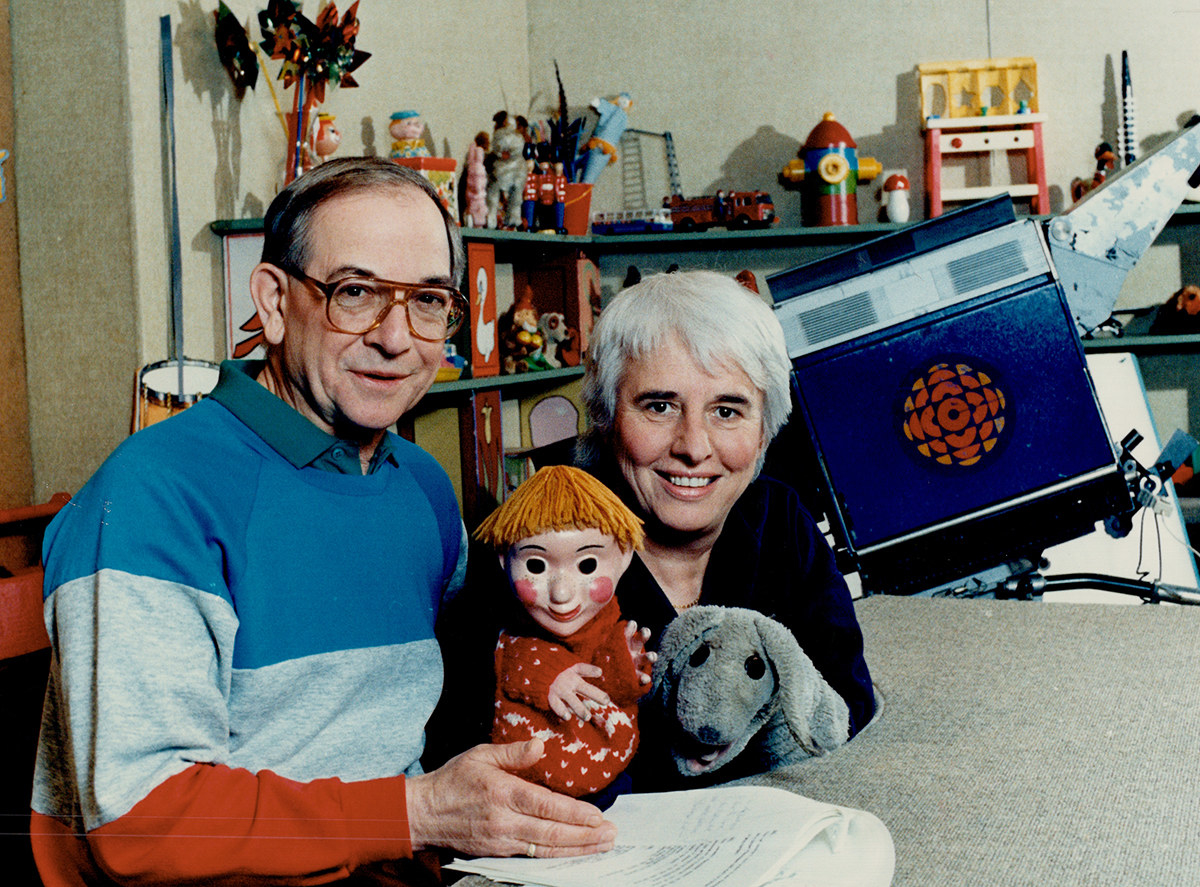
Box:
[575,270,877,788]
[426,271,878,794]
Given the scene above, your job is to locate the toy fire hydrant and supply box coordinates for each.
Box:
[781,111,882,226]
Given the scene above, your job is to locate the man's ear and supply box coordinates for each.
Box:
[249,262,289,346]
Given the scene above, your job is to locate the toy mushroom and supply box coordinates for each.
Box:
[882,174,911,223]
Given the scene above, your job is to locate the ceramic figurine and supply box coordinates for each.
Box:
[485,111,529,229]
[312,113,341,163]
[463,131,490,227]
[389,110,431,158]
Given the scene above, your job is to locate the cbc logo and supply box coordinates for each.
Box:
[901,361,1007,467]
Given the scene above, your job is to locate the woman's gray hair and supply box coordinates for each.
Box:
[580,270,793,461]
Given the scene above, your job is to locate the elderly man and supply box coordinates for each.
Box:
[30,158,615,886]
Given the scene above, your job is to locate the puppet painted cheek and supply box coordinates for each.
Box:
[589,576,615,604]
[513,577,540,606]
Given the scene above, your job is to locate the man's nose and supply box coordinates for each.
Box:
[362,300,414,354]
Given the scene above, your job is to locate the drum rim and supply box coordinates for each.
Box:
[138,358,221,405]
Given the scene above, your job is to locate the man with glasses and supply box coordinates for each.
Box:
[30,158,617,887]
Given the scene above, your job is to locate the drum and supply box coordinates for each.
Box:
[135,359,221,430]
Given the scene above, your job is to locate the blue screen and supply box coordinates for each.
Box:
[792,282,1116,549]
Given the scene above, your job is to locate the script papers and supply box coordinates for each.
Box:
[447,785,892,887]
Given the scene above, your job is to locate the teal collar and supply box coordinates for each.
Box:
[209,360,398,475]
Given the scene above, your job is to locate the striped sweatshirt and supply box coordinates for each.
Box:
[30,361,466,885]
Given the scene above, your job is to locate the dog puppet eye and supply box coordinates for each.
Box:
[744,653,766,679]
[689,643,710,667]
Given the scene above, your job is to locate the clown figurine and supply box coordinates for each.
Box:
[389,110,431,158]
[311,113,341,164]
[473,465,654,799]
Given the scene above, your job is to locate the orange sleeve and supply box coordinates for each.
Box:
[34,763,412,886]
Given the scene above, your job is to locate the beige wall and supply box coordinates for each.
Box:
[12,0,532,498]
[11,0,1200,497]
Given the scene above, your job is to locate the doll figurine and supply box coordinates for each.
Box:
[580,92,632,184]
[389,110,431,158]
[463,131,490,228]
[311,113,341,164]
[473,465,654,798]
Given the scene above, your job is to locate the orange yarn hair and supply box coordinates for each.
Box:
[474,465,644,553]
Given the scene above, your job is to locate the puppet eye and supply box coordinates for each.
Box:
[525,558,546,574]
[744,653,766,679]
[578,557,597,574]
[689,643,710,667]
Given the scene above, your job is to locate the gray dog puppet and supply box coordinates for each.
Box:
[649,605,850,778]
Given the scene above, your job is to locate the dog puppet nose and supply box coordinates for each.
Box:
[695,725,723,745]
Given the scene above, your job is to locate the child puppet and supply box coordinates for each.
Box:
[473,465,654,797]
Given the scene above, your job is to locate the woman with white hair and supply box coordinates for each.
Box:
[426,270,873,788]
[577,270,874,747]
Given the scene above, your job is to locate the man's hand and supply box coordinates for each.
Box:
[625,620,656,685]
[406,739,617,858]
[547,663,609,722]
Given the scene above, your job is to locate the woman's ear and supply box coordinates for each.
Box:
[249,262,289,346]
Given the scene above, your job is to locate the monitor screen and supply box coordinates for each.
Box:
[789,279,1129,593]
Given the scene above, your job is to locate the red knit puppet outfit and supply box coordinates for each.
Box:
[492,602,649,796]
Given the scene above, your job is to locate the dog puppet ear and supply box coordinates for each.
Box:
[650,606,724,702]
[752,611,850,759]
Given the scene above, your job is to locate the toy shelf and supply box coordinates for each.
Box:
[213,217,910,252]
[425,365,583,398]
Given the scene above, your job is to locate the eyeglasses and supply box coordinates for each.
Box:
[287,269,468,341]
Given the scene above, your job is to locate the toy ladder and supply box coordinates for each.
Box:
[620,130,648,211]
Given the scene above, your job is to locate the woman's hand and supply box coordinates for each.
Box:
[406,739,617,858]
[547,663,609,721]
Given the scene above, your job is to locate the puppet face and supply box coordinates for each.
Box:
[502,528,634,637]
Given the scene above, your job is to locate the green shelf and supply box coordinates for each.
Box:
[424,365,584,398]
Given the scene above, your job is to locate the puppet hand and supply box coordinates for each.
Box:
[625,621,656,685]
[548,663,608,722]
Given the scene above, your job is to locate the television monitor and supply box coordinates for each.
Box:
[768,198,1133,595]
